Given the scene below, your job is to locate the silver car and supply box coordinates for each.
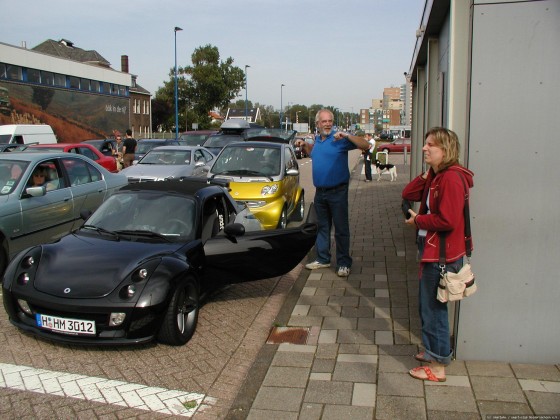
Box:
[121,146,215,182]
[0,152,128,273]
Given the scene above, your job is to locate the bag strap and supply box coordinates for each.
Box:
[439,172,471,267]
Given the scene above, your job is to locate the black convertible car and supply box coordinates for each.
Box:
[2,178,317,346]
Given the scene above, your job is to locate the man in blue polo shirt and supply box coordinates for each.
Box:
[295,109,370,277]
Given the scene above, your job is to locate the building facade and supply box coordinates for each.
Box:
[408,0,559,364]
[0,39,151,142]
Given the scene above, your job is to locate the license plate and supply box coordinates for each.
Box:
[36,313,96,336]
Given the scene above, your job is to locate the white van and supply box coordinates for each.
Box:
[0,124,57,145]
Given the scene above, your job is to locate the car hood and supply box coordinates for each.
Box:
[121,164,191,179]
[33,234,184,298]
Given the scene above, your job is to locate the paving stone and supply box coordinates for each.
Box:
[425,384,478,412]
[327,296,360,307]
[321,404,374,419]
[247,408,299,420]
[322,317,357,330]
[303,380,353,405]
[465,360,514,377]
[426,410,480,420]
[477,400,533,416]
[357,317,392,331]
[352,383,376,407]
[375,395,426,420]
[271,352,315,368]
[312,359,335,373]
[340,306,374,318]
[332,362,377,383]
[524,390,560,414]
[519,379,560,393]
[470,376,525,402]
[318,330,337,344]
[375,331,394,345]
[252,387,304,412]
[309,373,331,381]
[277,344,317,353]
[262,367,310,388]
[315,287,345,297]
[315,344,339,359]
[287,315,323,327]
[307,306,341,317]
[298,402,323,420]
[511,363,560,381]
[377,372,424,397]
[337,330,376,345]
[378,354,418,373]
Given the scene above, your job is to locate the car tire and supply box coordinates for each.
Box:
[291,192,305,222]
[277,207,288,229]
[0,239,7,275]
[157,276,200,346]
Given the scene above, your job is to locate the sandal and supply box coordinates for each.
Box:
[414,352,432,363]
[409,366,446,382]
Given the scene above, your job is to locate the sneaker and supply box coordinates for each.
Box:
[305,260,330,270]
[337,266,351,277]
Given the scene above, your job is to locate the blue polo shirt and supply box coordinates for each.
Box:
[310,131,357,188]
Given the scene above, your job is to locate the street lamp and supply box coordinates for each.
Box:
[280,84,285,130]
[244,65,250,120]
[174,26,183,139]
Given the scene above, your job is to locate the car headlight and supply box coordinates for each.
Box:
[245,200,267,208]
[261,184,278,195]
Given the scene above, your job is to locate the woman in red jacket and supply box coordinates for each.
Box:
[403,127,474,382]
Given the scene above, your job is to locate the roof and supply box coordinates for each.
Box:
[32,39,111,68]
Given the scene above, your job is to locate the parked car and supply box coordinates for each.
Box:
[0,144,28,153]
[83,139,118,157]
[25,143,119,173]
[0,152,128,274]
[208,129,304,230]
[379,132,394,140]
[2,178,317,346]
[202,120,263,156]
[120,146,215,182]
[178,130,217,147]
[134,139,180,162]
[376,138,411,153]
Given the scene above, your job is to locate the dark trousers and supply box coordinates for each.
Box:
[364,153,372,180]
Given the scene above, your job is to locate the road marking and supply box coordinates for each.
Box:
[0,363,215,417]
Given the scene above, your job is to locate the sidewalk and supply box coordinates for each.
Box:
[228,155,560,420]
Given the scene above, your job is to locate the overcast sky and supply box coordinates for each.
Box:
[2,0,425,112]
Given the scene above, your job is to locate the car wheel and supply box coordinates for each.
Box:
[157,276,200,346]
[277,207,288,229]
[291,192,305,222]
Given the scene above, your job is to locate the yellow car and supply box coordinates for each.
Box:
[208,132,304,229]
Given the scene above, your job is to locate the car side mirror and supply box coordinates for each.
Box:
[286,168,299,176]
[195,161,205,167]
[224,223,245,238]
[80,209,93,221]
[25,186,47,197]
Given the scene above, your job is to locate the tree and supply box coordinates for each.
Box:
[152,44,245,131]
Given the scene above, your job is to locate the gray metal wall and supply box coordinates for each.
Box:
[457,0,560,363]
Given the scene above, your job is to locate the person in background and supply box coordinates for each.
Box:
[295,109,370,277]
[402,127,474,383]
[122,129,137,168]
[363,133,375,182]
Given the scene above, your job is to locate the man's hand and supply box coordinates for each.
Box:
[333,132,348,141]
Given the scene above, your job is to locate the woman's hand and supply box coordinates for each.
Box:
[405,209,418,226]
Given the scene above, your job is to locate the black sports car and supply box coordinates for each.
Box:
[2,178,317,346]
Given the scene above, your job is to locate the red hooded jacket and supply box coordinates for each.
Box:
[402,164,474,263]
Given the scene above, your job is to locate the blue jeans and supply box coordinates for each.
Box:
[417,237,461,365]
[314,183,352,268]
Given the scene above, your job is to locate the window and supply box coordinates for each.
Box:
[27,68,41,84]
[69,76,80,89]
[42,71,54,86]
[91,80,101,92]
[6,65,22,81]
[81,78,91,91]
[0,63,6,79]
[54,73,66,87]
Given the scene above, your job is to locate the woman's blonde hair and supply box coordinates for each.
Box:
[425,127,460,170]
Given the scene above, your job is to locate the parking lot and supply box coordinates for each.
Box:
[0,265,301,418]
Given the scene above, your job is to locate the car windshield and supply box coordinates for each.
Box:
[84,191,196,241]
[136,142,162,154]
[212,145,281,177]
[178,134,207,146]
[244,128,296,142]
[0,134,12,144]
[0,160,29,194]
[204,134,242,148]
[139,149,191,165]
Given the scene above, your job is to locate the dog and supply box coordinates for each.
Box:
[375,160,397,181]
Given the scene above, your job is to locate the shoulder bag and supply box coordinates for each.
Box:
[437,174,477,303]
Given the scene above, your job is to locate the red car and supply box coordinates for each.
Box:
[377,138,411,154]
[26,143,118,172]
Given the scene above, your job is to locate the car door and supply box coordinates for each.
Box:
[18,159,75,251]
[283,147,299,214]
[60,157,107,223]
[202,221,317,287]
